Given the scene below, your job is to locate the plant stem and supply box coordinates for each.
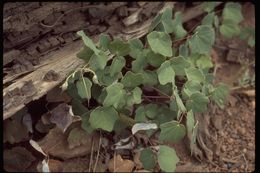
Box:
[149,86,172,98]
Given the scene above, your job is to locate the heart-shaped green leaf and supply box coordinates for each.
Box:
[222,2,243,24]
[146,50,166,68]
[211,83,229,109]
[186,110,195,134]
[99,34,111,51]
[188,25,215,54]
[171,12,187,39]
[121,71,143,88]
[140,148,156,171]
[89,106,118,132]
[76,46,94,63]
[185,67,205,83]
[103,83,126,108]
[186,92,209,113]
[76,77,92,101]
[147,31,172,57]
[159,120,186,142]
[170,56,191,76]
[108,38,130,56]
[157,60,175,85]
[89,51,108,71]
[109,56,126,77]
[77,30,100,55]
[196,54,213,69]
[126,87,142,107]
[202,2,218,13]
[220,20,241,38]
[158,145,179,172]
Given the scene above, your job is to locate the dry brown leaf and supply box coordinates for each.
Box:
[48,159,63,172]
[35,119,55,133]
[46,86,71,103]
[4,147,36,172]
[134,152,143,169]
[241,89,255,97]
[4,118,29,144]
[108,155,135,172]
[251,100,255,109]
[67,126,91,149]
[50,103,74,132]
[37,127,99,160]
[62,156,90,172]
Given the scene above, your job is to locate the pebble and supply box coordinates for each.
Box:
[246,150,255,161]
[227,163,232,169]
[248,142,254,149]
[227,138,234,144]
[221,145,226,152]
[243,148,247,153]
[218,130,225,137]
[238,127,246,135]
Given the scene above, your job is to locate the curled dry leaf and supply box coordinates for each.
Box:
[132,123,158,135]
[4,118,29,144]
[22,113,33,133]
[67,126,92,149]
[4,147,36,172]
[50,103,74,132]
[108,155,135,172]
[29,139,47,157]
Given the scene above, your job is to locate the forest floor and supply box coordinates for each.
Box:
[3,2,255,172]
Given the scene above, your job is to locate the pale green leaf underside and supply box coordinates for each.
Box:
[77,30,100,55]
[121,71,143,88]
[103,83,126,108]
[76,77,92,101]
[189,25,215,54]
[186,92,209,113]
[157,60,175,85]
[158,145,180,172]
[147,31,173,57]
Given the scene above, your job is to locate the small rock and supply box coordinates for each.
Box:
[211,116,222,130]
[227,138,234,144]
[134,152,143,169]
[246,150,255,161]
[248,142,254,149]
[238,127,246,135]
[221,145,226,152]
[251,100,255,109]
[108,155,135,172]
[227,162,233,169]
[218,130,225,137]
[243,148,247,153]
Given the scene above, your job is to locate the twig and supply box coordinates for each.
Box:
[142,95,170,99]
[222,157,238,164]
[150,86,171,98]
[93,131,102,172]
[242,153,248,172]
[88,139,95,172]
[230,85,253,91]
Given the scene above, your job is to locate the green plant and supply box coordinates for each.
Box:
[60,2,251,172]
